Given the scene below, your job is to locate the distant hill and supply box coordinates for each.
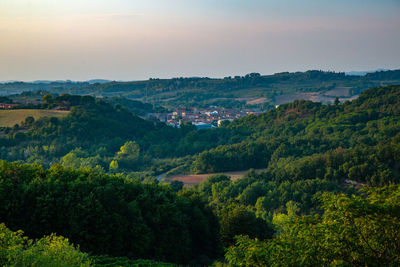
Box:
[191,84,400,182]
[87,79,112,84]
[1,69,400,110]
[68,69,400,109]
[0,94,177,168]
[345,68,389,76]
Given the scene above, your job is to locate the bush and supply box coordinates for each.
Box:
[0,223,92,267]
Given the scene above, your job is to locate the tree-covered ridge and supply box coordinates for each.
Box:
[0,161,220,265]
[0,93,236,175]
[1,84,400,182]
[0,84,400,265]
[0,94,180,170]
[2,69,400,109]
[49,69,400,105]
[192,85,400,186]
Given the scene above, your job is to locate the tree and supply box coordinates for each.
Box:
[0,162,221,265]
[0,223,92,267]
[109,160,119,171]
[220,205,273,247]
[24,116,35,126]
[169,180,184,192]
[117,141,140,159]
[226,185,400,266]
[42,94,53,105]
[116,141,140,169]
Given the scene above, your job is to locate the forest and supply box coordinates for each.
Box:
[1,83,400,266]
[2,69,400,110]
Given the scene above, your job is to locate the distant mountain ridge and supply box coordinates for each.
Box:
[1,69,400,109]
[0,79,112,84]
[2,68,399,84]
[345,68,389,76]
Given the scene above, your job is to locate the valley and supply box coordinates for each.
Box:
[1,73,400,266]
[2,1,400,265]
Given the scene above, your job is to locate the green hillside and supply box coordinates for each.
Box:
[0,109,69,127]
[2,69,400,110]
[0,84,400,265]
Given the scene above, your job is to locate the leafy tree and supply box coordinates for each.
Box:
[226,185,400,266]
[0,223,92,267]
[109,159,119,171]
[42,94,53,105]
[0,161,220,265]
[117,141,140,159]
[219,204,274,247]
[24,116,35,126]
[169,180,184,192]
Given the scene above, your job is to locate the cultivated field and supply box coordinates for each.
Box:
[167,169,265,186]
[275,90,358,105]
[0,109,69,127]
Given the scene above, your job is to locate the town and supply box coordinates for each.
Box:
[148,107,263,129]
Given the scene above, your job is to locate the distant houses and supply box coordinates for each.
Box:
[148,106,263,129]
[0,103,19,109]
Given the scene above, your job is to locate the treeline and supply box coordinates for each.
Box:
[0,96,13,104]
[64,70,400,109]
[0,161,220,265]
[3,69,400,109]
[50,69,400,99]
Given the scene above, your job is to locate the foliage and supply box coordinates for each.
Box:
[191,85,400,187]
[219,204,274,247]
[1,84,400,265]
[91,255,177,267]
[3,69,397,109]
[0,223,92,267]
[226,185,400,266]
[0,161,220,265]
[2,85,399,182]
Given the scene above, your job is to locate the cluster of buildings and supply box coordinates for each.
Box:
[148,107,263,129]
[0,103,19,109]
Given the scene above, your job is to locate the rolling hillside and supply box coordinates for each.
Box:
[0,109,69,127]
[2,69,400,110]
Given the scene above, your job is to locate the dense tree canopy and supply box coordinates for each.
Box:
[0,161,220,265]
[226,185,400,266]
[0,223,91,267]
[191,85,400,187]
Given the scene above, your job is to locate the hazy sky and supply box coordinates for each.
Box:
[1,0,400,81]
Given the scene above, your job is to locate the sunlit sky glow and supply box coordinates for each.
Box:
[1,0,400,81]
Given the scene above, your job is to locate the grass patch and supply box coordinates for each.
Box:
[0,109,69,127]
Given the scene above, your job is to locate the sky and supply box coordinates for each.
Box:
[1,0,400,81]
